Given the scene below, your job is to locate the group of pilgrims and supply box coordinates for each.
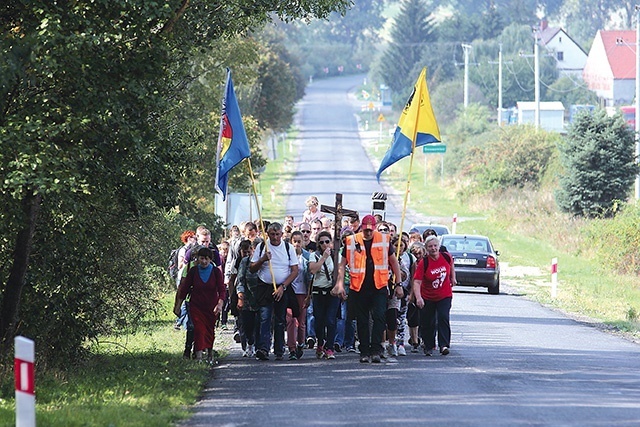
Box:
[172,195,456,363]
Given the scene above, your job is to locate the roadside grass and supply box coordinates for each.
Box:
[260,129,300,221]
[0,294,231,427]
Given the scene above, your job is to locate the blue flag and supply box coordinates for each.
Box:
[376,68,441,181]
[215,69,251,200]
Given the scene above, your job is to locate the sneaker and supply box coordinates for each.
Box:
[275,354,284,361]
[233,331,241,343]
[246,344,255,358]
[347,346,357,353]
[316,345,324,359]
[424,348,433,357]
[440,347,450,355]
[255,349,269,361]
[296,344,304,359]
[174,320,182,330]
[242,349,248,357]
[325,349,335,359]
[360,355,371,363]
[334,343,342,353]
[397,345,407,356]
[389,343,398,357]
[371,354,381,363]
[288,351,297,361]
[307,337,316,349]
[411,343,419,353]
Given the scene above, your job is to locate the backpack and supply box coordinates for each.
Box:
[422,251,452,275]
[168,247,181,280]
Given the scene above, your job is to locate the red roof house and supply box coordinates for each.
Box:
[583,30,637,106]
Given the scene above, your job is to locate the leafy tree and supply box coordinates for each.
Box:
[377,0,438,104]
[545,75,599,108]
[0,0,348,362]
[556,110,638,217]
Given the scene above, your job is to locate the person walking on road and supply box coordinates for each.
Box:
[308,231,340,359]
[413,235,456,356]
[250,222,298,361]
[334,215,402,363]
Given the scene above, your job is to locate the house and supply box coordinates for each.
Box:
[538,20,588,77]
[517,101,565,132]
[582,30,636,107]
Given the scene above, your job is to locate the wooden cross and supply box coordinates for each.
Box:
[320,193,358,282]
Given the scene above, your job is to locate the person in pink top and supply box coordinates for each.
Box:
[413,235,456,356]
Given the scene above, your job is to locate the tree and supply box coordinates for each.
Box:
[556,110,638,217]
[377,0,438,103]
[0,0,349,362]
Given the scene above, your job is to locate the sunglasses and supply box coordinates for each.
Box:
[319,240,331,244]
[301,230,311,233]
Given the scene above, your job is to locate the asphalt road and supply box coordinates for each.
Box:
[180,75,640,426]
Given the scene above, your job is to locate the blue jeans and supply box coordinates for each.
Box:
[256,295,287,356]
[350,286,387,357]
[306,302,315,340]
[312,292,340,349]
[335,300,356,349]
[256,304,273,353]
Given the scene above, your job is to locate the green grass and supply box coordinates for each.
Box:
[260,129,301,221]
[0,294,231,427]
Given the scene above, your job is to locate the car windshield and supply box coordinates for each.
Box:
[442,237,488,252]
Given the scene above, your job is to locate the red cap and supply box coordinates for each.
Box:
[361,214,376,230]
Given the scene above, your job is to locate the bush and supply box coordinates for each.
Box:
[455,125,559,193]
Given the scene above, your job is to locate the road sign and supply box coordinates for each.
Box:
[377,114,385,122]
[422,144,446,153]
[367,101,375,110]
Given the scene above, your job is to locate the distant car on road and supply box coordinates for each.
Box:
[409,223,451,237]
[440,234,500,295]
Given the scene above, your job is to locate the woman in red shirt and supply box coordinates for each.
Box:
[413,235,456,356]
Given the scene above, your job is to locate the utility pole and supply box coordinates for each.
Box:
[636,5,640,200]
[462,44,472,108]
[534,30,540,129]
[489,44,512,126]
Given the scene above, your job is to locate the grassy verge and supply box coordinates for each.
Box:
[259,128,300,220]
[0,294,232,426]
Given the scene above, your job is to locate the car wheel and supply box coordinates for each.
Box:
[488,279,499,295]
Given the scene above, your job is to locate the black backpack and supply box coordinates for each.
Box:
[168,247,182,279]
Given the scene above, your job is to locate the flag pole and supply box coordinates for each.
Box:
[396,96,422,258]
[247,158,278,293]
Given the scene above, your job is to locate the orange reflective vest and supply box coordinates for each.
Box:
[345,231,390,291]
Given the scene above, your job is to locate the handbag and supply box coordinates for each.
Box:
[286,285,300,318]
[254,280,275,306]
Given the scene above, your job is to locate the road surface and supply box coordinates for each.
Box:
[180,75,640,426]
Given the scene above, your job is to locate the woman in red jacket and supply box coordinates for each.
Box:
[413,235,456,356]
[174,247,226,362]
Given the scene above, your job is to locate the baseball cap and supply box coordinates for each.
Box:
[361,214,377,230]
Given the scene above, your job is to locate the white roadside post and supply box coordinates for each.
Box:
[15,336,35,427]
[452,213,458,234]
[270,185,275,203]
[551,257,558,298]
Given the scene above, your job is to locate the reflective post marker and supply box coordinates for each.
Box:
[452,213,458,234]
[15,336,35,427]
[551,258,558,298]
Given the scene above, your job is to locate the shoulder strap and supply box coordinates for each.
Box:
[260,241,291,261]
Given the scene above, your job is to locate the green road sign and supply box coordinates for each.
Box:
[422,144,446,153]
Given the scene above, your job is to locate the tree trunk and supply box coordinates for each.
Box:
[0,191,42,355]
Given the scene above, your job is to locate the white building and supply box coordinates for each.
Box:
[538,21,588,77]
[517,101,565,132]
